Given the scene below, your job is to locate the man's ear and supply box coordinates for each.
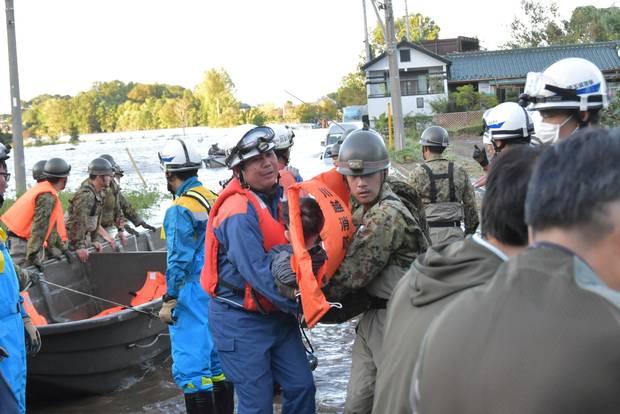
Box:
[284,229,291,242]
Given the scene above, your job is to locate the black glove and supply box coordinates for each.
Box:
[472,145,489,168]
[308,244,328,276]
[271,250,298,300]
[140,222,156,232]
[28,270,41,286]
[124,225,140,236]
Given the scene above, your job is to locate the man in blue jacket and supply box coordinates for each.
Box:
[202,126,315,413]
[0,143,41,413]
[158,139,233,414]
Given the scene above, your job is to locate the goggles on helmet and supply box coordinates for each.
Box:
[236,126,275,153]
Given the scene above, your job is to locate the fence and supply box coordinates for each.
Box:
[433,110,484,130]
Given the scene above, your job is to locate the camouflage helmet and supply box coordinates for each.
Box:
[43,158,71,178]
[88,158,114,176]
[420,126,449,147]
[337,128,390,176]
[32,160,47,181]
[99,154,123,176]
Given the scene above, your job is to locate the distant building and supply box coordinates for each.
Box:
[362,39,620,121]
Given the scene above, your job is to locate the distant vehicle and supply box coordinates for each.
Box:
[322,122,363,147]
[342,105,368,123]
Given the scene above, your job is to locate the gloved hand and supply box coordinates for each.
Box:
[159,295,177,325]
[124,225,140,236]
[140,222,156,232]
[26,269,41,287]
[271,250,298,301]
[472,145,489,168]
[308,244,328,276]
[285,165,301,179]
[23,317,42,355]
[25,259,43,273]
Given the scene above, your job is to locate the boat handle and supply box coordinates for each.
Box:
[128,333,170,349]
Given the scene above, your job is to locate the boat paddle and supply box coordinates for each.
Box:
[38,279,161,319]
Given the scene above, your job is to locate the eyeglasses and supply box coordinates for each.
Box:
[0,172,11,182]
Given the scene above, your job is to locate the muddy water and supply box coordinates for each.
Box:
[21,126,355,413]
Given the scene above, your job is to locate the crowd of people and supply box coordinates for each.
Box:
[0,54,618,414]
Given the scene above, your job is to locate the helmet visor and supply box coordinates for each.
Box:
[237,126,275,153]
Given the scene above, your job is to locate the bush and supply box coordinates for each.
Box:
[601,89,620,127]
[448,121,484,137]
[431,85,498,113]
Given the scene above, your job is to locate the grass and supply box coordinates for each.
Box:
[0,185,161,218]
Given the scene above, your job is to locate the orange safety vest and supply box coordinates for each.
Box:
[312,168,350,208]
[1,181,67,242]
[286,179,355,327]
[202,178,287,313]
[20,291,48,326]
[279,169,298,191]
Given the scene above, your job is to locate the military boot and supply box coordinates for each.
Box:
[212,381,234,414]
[184,390,216,414]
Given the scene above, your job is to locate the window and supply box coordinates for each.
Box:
[368,71,388,98]
[417,97,425,108]
[400,71,428,96]
[400,49,411,62]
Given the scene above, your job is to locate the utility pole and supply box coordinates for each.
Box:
[362,0,372,63]
[5,0,26,193]
[383,0,405,150]
[404,0,411,41]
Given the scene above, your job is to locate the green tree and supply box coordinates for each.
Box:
[565,6,620,43]
[371,13,440,53]
[39,98,72,138]
[504,0,566,48]
[294,103,320,123]
[194,69,241,127]
[70,91,100,133]
[334,72,367,108]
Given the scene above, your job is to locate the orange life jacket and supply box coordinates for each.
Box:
[279,169,298,191]
[312,168,350,208]
[20,291,48,326]
[1,181,67,242]
[286,179,355,327]
[201,178,287,313]
[92,271,167,318]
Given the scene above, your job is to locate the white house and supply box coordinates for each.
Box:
[361,41,450,121]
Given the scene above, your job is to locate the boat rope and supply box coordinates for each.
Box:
[128,333,170,349]
[38,279,160,319]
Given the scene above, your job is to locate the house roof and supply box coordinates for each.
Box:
[447,41,620,82]
[361,40,451,70]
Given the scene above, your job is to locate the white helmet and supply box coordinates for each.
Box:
[483,102,534,143]
[158,139,202,172]
[521,57,608,112]
[270,125,295,150]
[225,126,276,169]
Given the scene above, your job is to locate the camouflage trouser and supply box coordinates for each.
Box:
[344,308,387,414]
[6,235,44,267]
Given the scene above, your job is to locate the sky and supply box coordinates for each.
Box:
[0,0,617,114]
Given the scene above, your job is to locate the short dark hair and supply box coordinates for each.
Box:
[526,127,620,241]
[426,146,446,155]
[171,169,199,181]
[0,160,6,171]
[481,145,544,245]
[46,177,63,184]
[282,197,325,240]
[89,174,97,180]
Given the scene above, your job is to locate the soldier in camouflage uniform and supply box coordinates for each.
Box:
[325,129,428,414]
[409,126,478,246]
[97,155,155,245]
[2,158,71,268]
[66,158,114,263]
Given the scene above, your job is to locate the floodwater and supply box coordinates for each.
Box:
[18,126,356,413]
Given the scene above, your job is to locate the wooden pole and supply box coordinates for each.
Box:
[388,102,393,149]
[125,147,148,188]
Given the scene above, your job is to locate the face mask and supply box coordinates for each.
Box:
[535,115,575,144]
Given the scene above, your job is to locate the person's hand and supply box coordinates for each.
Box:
[118,231,128,246]
[140,222,156,232]
[27,269,41,286]
[309,244,328,276]
[159,295,177,325]
[93,242,103,252]
[124,225,140,236]
[473,174,488,188]
[271,251,298,300]
[105,235,115,246]
[285,165,300,179]
[23,317,42,355]
[76,248,89,262]
[472,145,489,168]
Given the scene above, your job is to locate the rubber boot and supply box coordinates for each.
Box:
[184,390,216,414]
[212,381,234,414]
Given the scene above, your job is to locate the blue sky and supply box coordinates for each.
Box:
[0,0,616,114]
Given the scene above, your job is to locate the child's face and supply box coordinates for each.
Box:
[284,229,321,250]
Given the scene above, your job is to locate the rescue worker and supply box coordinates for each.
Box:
[271,124,302,190]
[0,144,41,414]
[157,139,232,414]
[2,158,71,268]
[409,126,478,245]
[202,126,316,414]
[519,57,608,144]
[32,159,47,182]
[99,154,156,239]
[412,127,620,413]
[325,128,428,414]
[66,158,115,263]
[373,145,541,414]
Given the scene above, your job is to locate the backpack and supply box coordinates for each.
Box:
[386,175,431,245]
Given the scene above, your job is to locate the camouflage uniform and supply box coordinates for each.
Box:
[408,153,479,245]
[8,193,67,267]
[100,179,144,229]
[66,180,104,250]
[326,182,428,414]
